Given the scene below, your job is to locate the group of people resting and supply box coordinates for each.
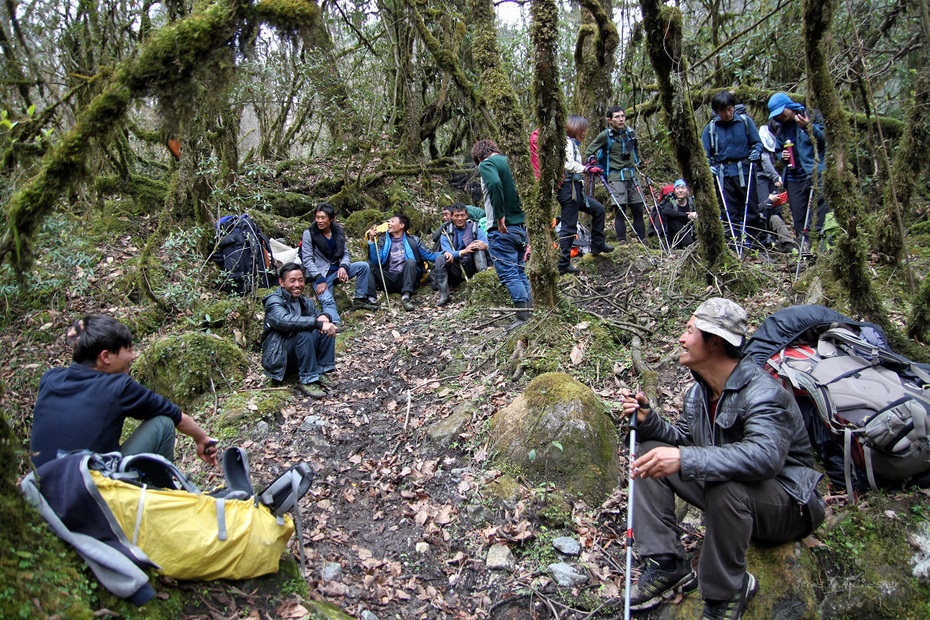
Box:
[29,295,824,620]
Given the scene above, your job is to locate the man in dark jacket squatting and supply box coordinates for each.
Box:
[261,262,337,399]
[30,314,218,468]
[620,297,825,620]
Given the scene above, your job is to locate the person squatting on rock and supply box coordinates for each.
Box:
[30,315,218,468]
[767,92,829,243]
[471,139,531,327]
[620,298,825,620]
[300,202,378,320]
[557,115,614,275]
[366,214,440,312]
[701,91,766,247]
[261,263,337,399]
[585,105,646,243]
[433,203,490,306]
[659,179,698,249]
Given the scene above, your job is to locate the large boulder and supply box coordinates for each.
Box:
[489,372,618,504]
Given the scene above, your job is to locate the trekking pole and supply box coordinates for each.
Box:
[597,175,656,265]
[372,235,395,315]
[794,187,816,280]
[441,228,471,283]
[623,408,640,620]
[713,173,741,258]
[740,163,755,256]
[633,180,671,256]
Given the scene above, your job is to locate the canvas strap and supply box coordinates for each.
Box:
[132,486,147,545]
[215,498,228,541]
[844,429,857,505]
[292,474,307,575]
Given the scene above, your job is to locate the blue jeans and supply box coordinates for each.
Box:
[285,330,337,383]
[488,226,531,304]
[121,416,177,462]
[316,261,371,324]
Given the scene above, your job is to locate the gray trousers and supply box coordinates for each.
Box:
[632,440,812,600]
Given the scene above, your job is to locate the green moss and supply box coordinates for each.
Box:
[484,474,522,503]
[342,208,385,240]
[133,331,248,407]
[216,389,291,430]
[463,268,510,308]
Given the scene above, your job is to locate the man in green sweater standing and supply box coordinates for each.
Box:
[471,139,531,326]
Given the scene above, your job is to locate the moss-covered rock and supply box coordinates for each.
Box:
[464,267,510,308]
[343,208,385,240]
[489,372,618,504]
[216,389,292,430]
[133,331,248,407]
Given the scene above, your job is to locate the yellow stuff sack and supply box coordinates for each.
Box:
[91,471,294,580]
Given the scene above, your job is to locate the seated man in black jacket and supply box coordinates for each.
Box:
[30,315,218,468]
[659,179,698,249]
[261,263,337,399]
[620,298,824,620]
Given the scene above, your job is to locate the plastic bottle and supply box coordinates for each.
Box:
[784,140,796,169]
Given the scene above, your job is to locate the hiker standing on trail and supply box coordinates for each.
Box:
[433,203,490,306]
[701,91,766,246]
[471,139,531,327]
[767,92,829,240]
[261,262,337,399]
[301,203,378,321]
[557,115,614,275]
[659,179,698,249]
[30,315,219,468]
[585,105,645,244]
[619,298,824,619]
[366,214,441,312]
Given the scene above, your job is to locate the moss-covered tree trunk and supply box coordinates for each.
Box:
[529,0,564,310]
[639,0,728,273]
[573,0,619,121]
[802,0,888,327]
[470,0,557,308]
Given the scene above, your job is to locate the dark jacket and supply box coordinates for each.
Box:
[261,287,329,381]
[300,223,350,286]
[701,105,763,178]
[638,357,825,526]
[773,109,827,181]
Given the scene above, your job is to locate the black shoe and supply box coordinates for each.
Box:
[558,264,580,275]
[701,573,758,620]
[627,557,698,611]
[353,298,379,311]
[436,291,450,307]
[592,244,615,255]
[401,297,415,312]
[294,382,325,399]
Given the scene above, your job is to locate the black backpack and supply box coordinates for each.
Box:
[210,214,276,295]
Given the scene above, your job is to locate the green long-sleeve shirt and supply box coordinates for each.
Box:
[477,154,525,230]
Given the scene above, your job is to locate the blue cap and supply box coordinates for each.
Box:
[674,179,687,188]
[768,92,795,119]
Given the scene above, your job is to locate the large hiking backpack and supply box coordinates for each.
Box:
[707,103,752,164]
[595,128,639,180]
[210,214,277,295]
[745,305,930,499]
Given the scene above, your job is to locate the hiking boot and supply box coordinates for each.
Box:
[592,244,615,255]
[558,264,580,275]
[317,374,334,387]
[401,297,415,312]
[433,266,451,306]
[627,557,698,611]
[700,572,758,620]
[294,382,325,399]
[353,297,379,311]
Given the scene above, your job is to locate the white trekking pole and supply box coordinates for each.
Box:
[624,408,640,620]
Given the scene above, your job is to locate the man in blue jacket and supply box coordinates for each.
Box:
[261,263,337,399]
[701,91,765,247]
[30,315,218,468]
[620,298,824,619]
[366,214,441,312]
[434,203,490,306]
[767,92,829,243]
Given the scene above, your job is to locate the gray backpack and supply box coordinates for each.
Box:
[768,327,930,499]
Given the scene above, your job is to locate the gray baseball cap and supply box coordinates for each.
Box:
[692,298,747,347]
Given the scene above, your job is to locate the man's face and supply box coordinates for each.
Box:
[678,317,711,369]
[315,211,332,232]
[608,110,626,131]
[717,105,735,122]
[106,346,136,374]
[279,269,305,298]
[775,109,796,123]
[674,185,689,201]
[441,210,452,223]
[387,217,405,235]
[451,211,468,228]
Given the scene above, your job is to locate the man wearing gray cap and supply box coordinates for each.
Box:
[620,298,824,619]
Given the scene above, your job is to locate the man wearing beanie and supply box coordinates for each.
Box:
[619,298,824,619]
[767,92,829,245]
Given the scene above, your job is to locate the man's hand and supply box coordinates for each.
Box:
[497,217,508,234]
[687,211,699,221]
[320,321,337,337]
[619,388,651,424]
[471,241,488,251]
[337,267,348,283]
[632,446,681,479]
[315,282,327,296]
[196,437,219,467]
[796,112,810,129]
[367,226,378,241]
[748,150,761,162]
[443,251,453,262]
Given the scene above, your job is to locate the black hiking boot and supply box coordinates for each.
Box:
[627,556,698,611]
[558,264,579,275]
[700,572,758,620]
[592,243,615,255]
